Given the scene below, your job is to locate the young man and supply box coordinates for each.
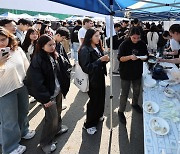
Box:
[16,18,33,45]
[159,24,180,64]
[0,19,17,34]
[53,27,72,134]
[78,18,93,45]
[71,20,82,64]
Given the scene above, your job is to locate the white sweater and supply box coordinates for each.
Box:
[147,32,159,50]
[0,47,29,97]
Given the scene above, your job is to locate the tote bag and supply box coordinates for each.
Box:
[74,63,89,92]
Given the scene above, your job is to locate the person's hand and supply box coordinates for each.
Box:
[100,55,110,62]
[130,55,138,61]
[163,51,168,55]
[0,53,10,67]
[44,101,53,108]
[157,57,166,62]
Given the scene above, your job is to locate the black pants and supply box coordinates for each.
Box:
[84,75,106,128]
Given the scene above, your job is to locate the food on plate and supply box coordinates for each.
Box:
[164,88,174,95]
[148,59,156,63]
[147,103,154,112]
[161,127,167,134]
[152,119,161,131]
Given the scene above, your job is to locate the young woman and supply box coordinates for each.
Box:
[117,27,148,124]
[22,27,39,61]
[147,25,159,53]
[78,29,109,135]
[24,34,69,153]
[0,27,35,154]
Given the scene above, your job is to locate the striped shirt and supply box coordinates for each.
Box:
[0,47,29,97]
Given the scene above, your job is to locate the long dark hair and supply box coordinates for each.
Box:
[22,27,39,53]
[40,24,49,36]
[79,28,103,52]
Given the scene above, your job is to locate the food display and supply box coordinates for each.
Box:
[149,117,169,135]
[143,101,159,114]
[164,88,175,97]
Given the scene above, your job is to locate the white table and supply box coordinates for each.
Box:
[143,62,180,154]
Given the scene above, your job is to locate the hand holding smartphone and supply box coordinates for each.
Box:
[0,47,10,57]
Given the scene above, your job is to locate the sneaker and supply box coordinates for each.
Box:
[99,116,105,122]
[41,143,56,154]
[56,125,68,136]
[29,96,36,103]
[62,104,67,111]
[10,145,26,154]
[118,111,126,125]
[132,104,143,113]
[22,130,35,140]
[83,126,97,135]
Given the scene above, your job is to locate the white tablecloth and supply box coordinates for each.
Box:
[143,62,180,154]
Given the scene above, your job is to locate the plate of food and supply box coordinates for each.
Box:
[149,117,170,135]
[143,101,159,114]
[164,88,175,97]
[136,55,148,60]
[159,81,168,87]
[144,78,157,88]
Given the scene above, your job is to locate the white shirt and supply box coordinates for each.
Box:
[0,47,29,97]
[26,44,34,61]
[94,47,102,56]
[78,27,87,45]
[170,38,180,51]
[16,29,25,44]
[147,32,159,50]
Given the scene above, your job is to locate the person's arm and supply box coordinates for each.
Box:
[163,50,178,56]
[79,38,84,45]
[158,58,180,64]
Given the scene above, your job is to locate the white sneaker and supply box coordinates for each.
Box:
[22,130,35,140]
[99,116,105,122]
[10,145,26,154]
[86,127,97,135]
[41,143,56,153]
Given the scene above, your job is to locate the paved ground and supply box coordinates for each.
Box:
[0,62,144,154]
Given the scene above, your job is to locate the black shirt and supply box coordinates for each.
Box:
[71,25,82,43]
[117,38,148,80]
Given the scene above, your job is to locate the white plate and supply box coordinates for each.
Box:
[164,88,175,97]
[143,101,159,114]
[136,55,148,59]
[144,78,157,88]
[149,117,170,135]
[159,81,168,87]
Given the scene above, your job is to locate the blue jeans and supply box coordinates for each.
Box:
[0,86,29,154]
[72,42,79,62]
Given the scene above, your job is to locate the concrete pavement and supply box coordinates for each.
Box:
[0,63,144,154]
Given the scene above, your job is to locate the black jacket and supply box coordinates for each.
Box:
[78,45,107,88]
[24,50,70,104]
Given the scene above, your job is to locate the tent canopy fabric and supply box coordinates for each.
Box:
[49,0,180,20]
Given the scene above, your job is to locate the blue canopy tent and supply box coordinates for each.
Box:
[49,0,180,130]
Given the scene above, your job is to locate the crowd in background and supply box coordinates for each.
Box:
[0,17,179,154]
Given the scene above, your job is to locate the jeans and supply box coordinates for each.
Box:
[72,42,79,62]
[40,92,62,147]
[119,78,141,112]
[112,49,119,73]
[0,86,29,154]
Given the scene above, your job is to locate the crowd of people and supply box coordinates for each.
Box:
[0,17,179,154]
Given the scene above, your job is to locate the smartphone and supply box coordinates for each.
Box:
[1,48,9,57]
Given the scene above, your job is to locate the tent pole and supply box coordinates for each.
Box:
[109,2,113,131]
